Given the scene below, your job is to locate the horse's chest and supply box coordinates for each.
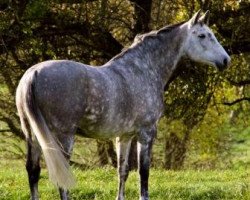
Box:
[135,92,164,124]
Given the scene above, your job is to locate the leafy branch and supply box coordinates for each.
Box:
[223,97,250,106]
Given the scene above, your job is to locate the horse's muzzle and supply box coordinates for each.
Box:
[216,56,231,71]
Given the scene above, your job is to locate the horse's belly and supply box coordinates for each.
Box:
[78,117,136,139]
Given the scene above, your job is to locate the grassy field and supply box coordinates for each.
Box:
[0,122,250,200]
[0,158,249,200]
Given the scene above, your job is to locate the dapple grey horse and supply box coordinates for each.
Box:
[16,10,230,200]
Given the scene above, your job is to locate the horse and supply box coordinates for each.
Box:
[16,10,230,200]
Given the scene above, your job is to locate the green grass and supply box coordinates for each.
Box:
[0,159,249,200]
[1,120,250,199]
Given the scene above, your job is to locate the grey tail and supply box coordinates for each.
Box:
[16,70,75,189]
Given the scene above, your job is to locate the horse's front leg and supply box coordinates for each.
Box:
[137,125,156,200]
[116,136,133,200]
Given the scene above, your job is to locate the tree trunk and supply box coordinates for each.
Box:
[97,140,117,167]
[106,140,117,168]
[164,131,190,170]
[131,0,152,35]
[97,140,109,166]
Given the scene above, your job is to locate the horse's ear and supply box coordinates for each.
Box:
[190,10,202,26]
[199,10,210,25]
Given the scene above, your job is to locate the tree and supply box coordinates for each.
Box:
[0,0,249,169]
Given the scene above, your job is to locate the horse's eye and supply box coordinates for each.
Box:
[198,34,206,39]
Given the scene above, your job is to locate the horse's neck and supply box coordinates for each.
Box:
[108,23,188,88]
[146,25,188,86]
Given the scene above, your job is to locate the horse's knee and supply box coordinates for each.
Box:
[26,142,41,184]
[118,163,130,181]
[139,159,149,175]
[26,162,41,184]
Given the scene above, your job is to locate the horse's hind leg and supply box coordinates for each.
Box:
[26,137,42,200]
[19,109,41,200]
[20,113,42,200]
[116,136,133,200]
[56,132,75,200]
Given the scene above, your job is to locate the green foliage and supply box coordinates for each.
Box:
[228,125,250,169]
[25,0,50,20]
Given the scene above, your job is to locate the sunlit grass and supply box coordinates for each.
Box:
[1,119,250,199]
[0,159,249,200]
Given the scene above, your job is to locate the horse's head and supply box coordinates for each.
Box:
[183,10,230,71]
